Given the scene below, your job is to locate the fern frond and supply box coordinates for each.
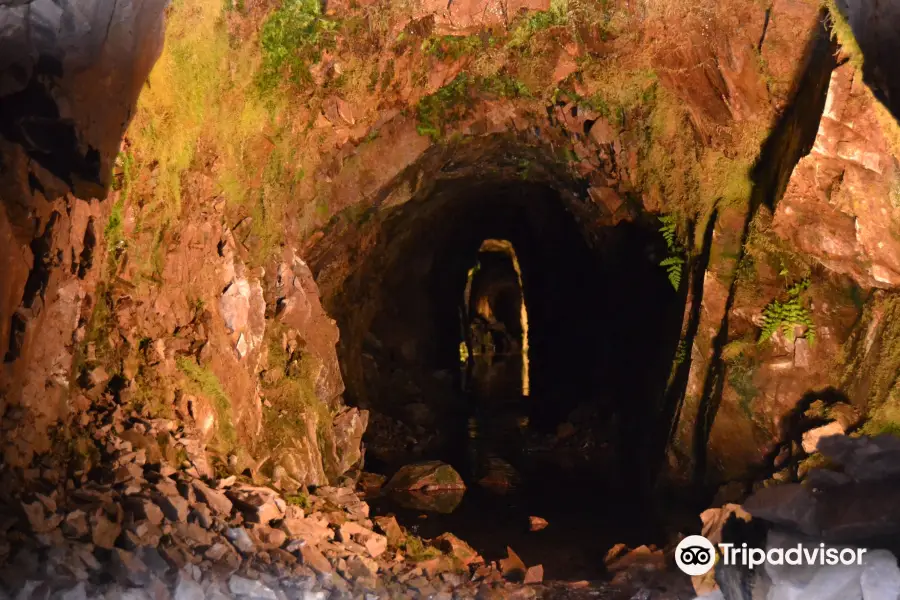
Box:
[758,279,815,346]
[658,215,684,290]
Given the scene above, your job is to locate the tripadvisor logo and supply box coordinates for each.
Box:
[675,535,869,576]
[675,535,716,576]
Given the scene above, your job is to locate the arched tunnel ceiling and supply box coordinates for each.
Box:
[308,152,685,477]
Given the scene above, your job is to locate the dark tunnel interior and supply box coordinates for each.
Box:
[322,178,687,577]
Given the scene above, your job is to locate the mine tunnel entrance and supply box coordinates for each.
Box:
[318,177,686,579]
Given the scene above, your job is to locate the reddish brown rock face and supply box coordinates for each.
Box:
[417,0,550,34]
[774,63,900,288]
[0,0,898,560]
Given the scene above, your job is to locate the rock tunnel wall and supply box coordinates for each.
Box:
[0,0,168,466]
[0,0,899,506]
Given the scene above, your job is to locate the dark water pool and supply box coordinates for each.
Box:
[367,462,667,582]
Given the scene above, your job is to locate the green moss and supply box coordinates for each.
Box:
[797,452,833,479]
[256,326,333,463]
[105,152,130,269]
[416,74,474,140]
[285,492,311,509]
[839,296,900,419]
[727,357,760,418]
[415,73,531,140]
[507,0,568,49]
[104,200,125,268]
[176,357,237,451]
[402,535,441,562]
[258,0,337,92]
[434,465,459,486]
[824,0,864,70]
[861,419,900,438]
[421,35,483,60]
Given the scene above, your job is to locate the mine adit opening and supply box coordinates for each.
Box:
[316,174,687,578]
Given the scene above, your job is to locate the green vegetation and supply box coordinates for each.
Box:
[176,357,237,451]
[123,0,304,274]
[507,0,569,49]
[104,199,125,261]
[658,215,685,290]
[759,279,816,345]
[416,73,530,140]
[285,492,311,509]
[728,357,760,418]
[258,0,336,92]
[840,295,900,416]
[256,327,333,464]
[824,0,863,70]
[421,35,483,60]
[72,285,122,381]
[401,535,441,562]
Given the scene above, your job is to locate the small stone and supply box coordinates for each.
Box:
[282,517,333,544]
[175,521,215,547]
[154,494,190,522]
[227,486,285,524]
[205,542,232,561]
[190,503,212,528]
[499,546,527,580]
[345,555,378,580]
[192,480,233,515]
[62,510,90,539]
[217,476,237,489]
[524,565,544,584]
[226,527,256,553]
[91,513,122,550]
[363,532,387,558]
[387,461,465,492]
[56,582,88,600]
[793,337,811,368]
[374,516,404,547]
[528,516,548,532]
[253,526,287,550]
[435,532,482,566]
[128,498,164,525]
[22,500,61,533]
[174,570,204,600]
[228,575,277,600]
[300,544,333,574]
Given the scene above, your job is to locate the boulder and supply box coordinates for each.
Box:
[228,575,277,600]
[227,486,286,524]
[476,458,519,494]
[802,421,846,454]
[499,546,527,581]
[281,516,334,544]
[387,461,466,492]
[331,408,369,475]
[191,480,233,515]
[374,515,405,547]
[435,533,482,567]
[391,489,465,514]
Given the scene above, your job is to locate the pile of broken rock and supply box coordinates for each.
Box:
[0,396,698,600]
[696,434,900,600]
